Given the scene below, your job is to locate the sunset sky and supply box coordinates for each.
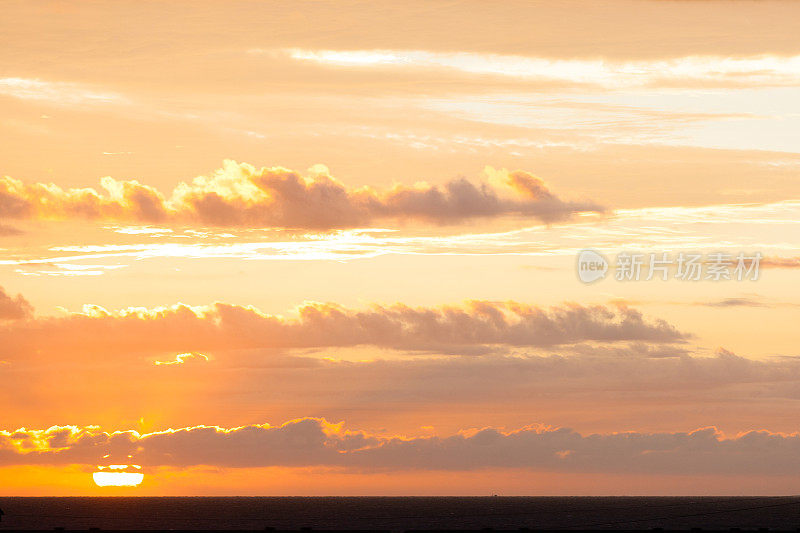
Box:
[2,0,800,495]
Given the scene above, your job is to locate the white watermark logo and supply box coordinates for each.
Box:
[577,249,609,283]
[577,251,761,282]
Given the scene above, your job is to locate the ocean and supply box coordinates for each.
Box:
[1,496,799,530]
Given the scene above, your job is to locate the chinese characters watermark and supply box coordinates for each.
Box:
[577,250,761,283]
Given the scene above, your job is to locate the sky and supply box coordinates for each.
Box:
[1,0,800,495]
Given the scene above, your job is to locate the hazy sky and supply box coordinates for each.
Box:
[1,0,800,495]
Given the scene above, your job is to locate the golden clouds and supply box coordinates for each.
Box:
[5,418,800,477]
[0,175,169,222]
[0,299,684,362]
[0,161,601,229]
[153,352,210,366]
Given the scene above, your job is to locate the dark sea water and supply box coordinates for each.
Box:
[1,496,800,531]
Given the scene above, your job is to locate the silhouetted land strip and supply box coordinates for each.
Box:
[2,496,800,531]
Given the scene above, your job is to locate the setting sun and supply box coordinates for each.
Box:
[92,466,144,488]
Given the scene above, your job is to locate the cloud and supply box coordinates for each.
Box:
[0,223,22,236]
[154,352,210,366]
[0,78,126,106]
[2,198,793,270]
[4,417,800,477]
[0,161,602,229]
[0,286,32,320]
[0,300,684,362]
[700,297,767,308]
[285,49,800,89]
[0,174,170,221]
[7,339,800,437]
[762,256,800,269]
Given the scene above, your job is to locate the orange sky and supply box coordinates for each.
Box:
[1,0,800,495]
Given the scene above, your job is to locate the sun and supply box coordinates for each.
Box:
[92,465,144,487]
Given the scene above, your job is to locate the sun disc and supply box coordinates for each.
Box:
[92,471,144,487]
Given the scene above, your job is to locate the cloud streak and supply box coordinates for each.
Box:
[762,256,800,269]
[284,49,800,89]
[0,78,126,106]
[0,162,601,230]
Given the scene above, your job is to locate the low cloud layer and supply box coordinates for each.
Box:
[4,417,800,477]
[0,300,684,361]
[0,162,601,230]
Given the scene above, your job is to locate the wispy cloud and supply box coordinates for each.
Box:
[14,264,128,277]
[0,78,127,106]
[699,297,768,308]
[762,256,800,269]
[283,49,800,89]
[154,352,210,366]
[2,199,797,269]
